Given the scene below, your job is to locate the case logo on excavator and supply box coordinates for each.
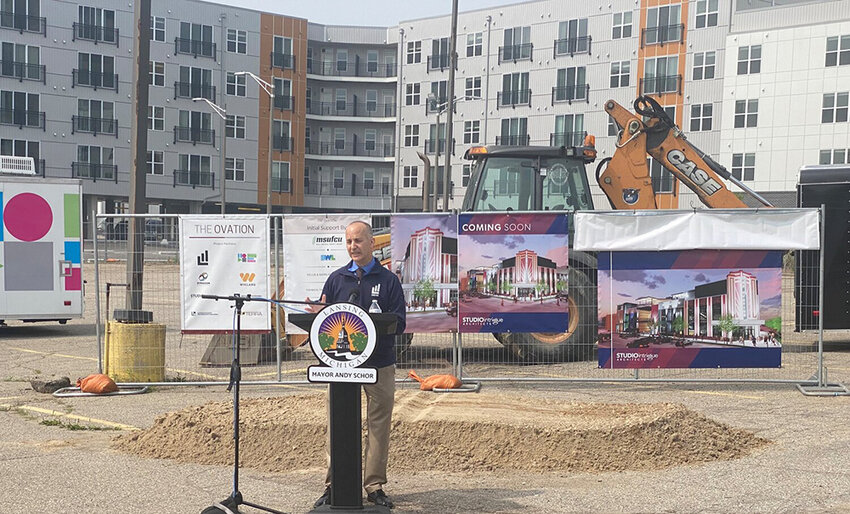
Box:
[667,149,722,196]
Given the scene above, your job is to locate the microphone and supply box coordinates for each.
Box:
[347,289,359,304]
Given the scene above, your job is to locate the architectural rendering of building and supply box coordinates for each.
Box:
[397,225,457,306]
[466,249,565,299]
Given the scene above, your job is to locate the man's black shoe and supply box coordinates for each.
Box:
[313,486,331,508]
[367,489,395,509]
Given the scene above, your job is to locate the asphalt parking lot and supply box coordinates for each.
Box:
[1,316,849,513]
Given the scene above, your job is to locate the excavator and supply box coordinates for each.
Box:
[458,95,772,362]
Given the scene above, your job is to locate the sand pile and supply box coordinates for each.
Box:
[112,391,768,473]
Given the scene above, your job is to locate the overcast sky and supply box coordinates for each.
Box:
[221,0,519,26]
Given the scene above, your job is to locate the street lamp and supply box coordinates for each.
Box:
[234,71,275,214]
[193,97,226,214]
[426,93,474,212]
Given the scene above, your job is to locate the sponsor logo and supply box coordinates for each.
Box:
[623,188,640,205]
[197,250,209,266]
[237,253,257,263]
[310,303,376,368]
[371,284,381,298]
[239,272,256,283]
[197,272,210,284]
[666,149,723,196]
[320,254,336,261]
[313,235,343,245]
[190,311,217,317]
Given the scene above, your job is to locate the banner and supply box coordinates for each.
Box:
[390,213,458,333]
[457,212,569,333]
[282,214,368,333]
[179,215,270,333]
[598,250,783,368]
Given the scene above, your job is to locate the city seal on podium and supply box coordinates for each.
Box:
[308,302,378,384]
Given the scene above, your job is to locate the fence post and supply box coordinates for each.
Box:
[274,215,282,382]
[93,212,103,373]
[818,204,825,387]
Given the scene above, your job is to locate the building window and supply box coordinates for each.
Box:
[462,164,471,187]
[822,92,849,123]
[148,105,164,131]
[690,103,713,131]
[225,157,245,181]
[649,157,674,193]
[819,148,848,165]
[146,150,163,175]
[273,161,291,192]
[362,168,375,190]
[499,117,528,146]
[364,129,377,151]
[465,76,482,99]
[693,51,716,80]
[502,26,532,61]
[430,37,450,70]
[826,35,850,67]
[335,89,347,111]
[643,56,679,94]
[76,145,115,179]
[695,0,718,28]
[77,6,117,44]
[609,61,630,88]
[403,165,418,188]
[226,28,246,54]
[608,117,618,136]
[466,32,483,57]
[731,153,755,181]
[226,114,245,139]
[334,128,345,150]
[226,72,246,96]
[366,50,379,73]
[149,61,165,87]
[501,72,530,106]
[405,83,420,106]
[177,22,215,58]
[332,168,344,189]
[150,16,165,42]
[612,11,632,39]
[76,53,116,89]
[336,49,348,72]
[735,99,759,128]
[645,5,682,45]
[553,114,584,146]
[737,45,761,75]
[464,120,480,144]
[404,125,419,147]
[407,40,421,64]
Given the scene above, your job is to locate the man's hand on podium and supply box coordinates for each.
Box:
[304,294,327,313]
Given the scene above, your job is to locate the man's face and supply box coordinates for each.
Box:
[346,223,374,267]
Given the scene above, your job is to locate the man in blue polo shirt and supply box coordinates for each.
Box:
[311,220,406,509]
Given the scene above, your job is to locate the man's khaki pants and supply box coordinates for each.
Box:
[325,364,395,494]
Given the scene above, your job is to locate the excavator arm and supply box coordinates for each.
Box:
[597,96,772,209]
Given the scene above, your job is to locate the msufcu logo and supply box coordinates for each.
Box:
[310,303,376,368]
[313,235,343,246]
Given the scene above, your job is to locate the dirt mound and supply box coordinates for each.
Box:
[112,391,769,474]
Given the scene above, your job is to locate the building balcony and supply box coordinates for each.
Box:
[173,126,215,145]
[72,162,117,182]
[423,138,455,155]
[72,70,118,91]
[0,60,45,83]
[551,84,589,104]
[305,180,391,198]
[306,100,396,118]
[72,116,117,137]
[174,82,215,100]
[495,134,530,146]
[173,169,214,188]
[174,37,215,59]
[0,11,46,35]
[306,58,397,78]
[72,23,118,45]
[270,52,295,70]
[639,75,682,95]
[499,43,533,63]
[270,177,292,194]
[0,109,45,129]
[272,135,294,152]
[641,24,684,47]
[273,95,295,111]
[550,131,587,147]
[553,36,591,57]
[497,89,532,108]
[427,54,452,72]
[305,140,394,158]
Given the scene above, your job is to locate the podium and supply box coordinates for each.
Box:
[290,310,398,513]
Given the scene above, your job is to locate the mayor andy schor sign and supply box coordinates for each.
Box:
[308,302,377,384]
[179,215,270,333]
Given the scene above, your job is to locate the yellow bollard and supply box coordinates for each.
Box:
[104,321,166,382]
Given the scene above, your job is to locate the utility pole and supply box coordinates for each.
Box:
[126,0,151,313]
[443,0,459,212]
[219,13,227,214]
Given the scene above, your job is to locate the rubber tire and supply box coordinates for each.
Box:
[394,333,414,360]
[494,264,597,363]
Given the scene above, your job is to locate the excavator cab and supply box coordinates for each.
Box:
[461,143,596,212]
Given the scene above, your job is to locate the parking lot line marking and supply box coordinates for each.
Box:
[10,347,97,362]
[0,403,139,431]
[167,367,220,380]
[254,368,308,378]
[684,390,764,400]
[0,396,21,401]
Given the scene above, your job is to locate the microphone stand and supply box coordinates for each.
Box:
[199,293,297,514]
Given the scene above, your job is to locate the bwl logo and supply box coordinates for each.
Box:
[239,273,256,282]
[197,250,209,266]
[321,254,336,261]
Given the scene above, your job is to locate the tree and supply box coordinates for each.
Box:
[672,314,684,335]
[717,313,738,340]
[413,278,435,310]
[647,318,659,335]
